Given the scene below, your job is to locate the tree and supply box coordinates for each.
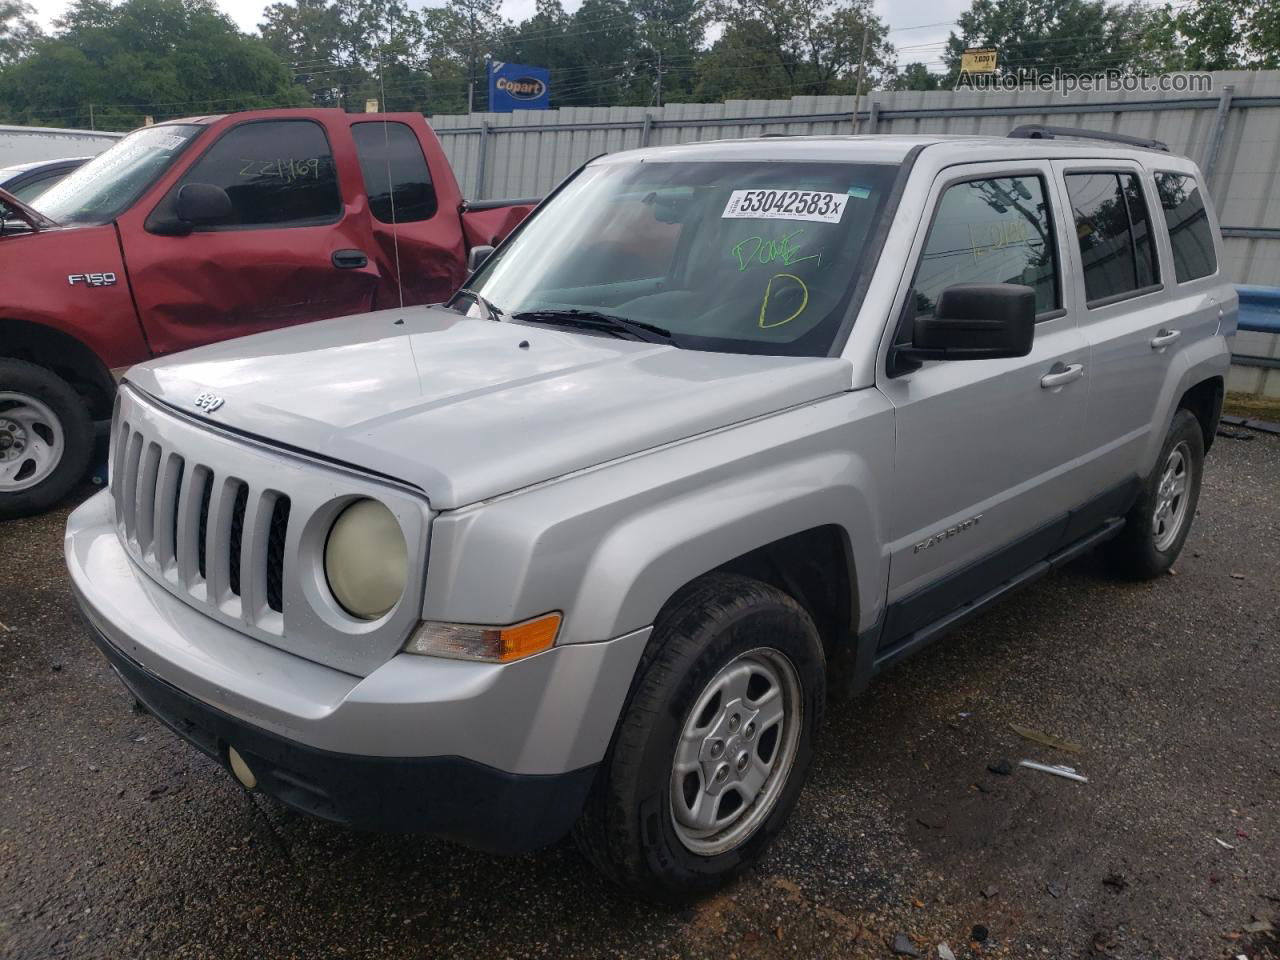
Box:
[1172,0,1280,70]
[700,0,893,100]
[260,0,363,107]
[0,0,40,66]
[943,0,1181,79]
[0,0,305,129]
[893,62,943,91]
[425,0,505,111]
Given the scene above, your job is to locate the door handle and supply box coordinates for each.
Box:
[1150,328,1181,349]
[1040,362,1085,389]
[331,249,368,269]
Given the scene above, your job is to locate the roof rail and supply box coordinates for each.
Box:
[1008,124,1170,152]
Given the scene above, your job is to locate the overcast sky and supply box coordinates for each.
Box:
[28,0,965,70]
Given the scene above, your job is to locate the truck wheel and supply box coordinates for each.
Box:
[575,573,825,901]
[0,359,93,520]
[1105,408,1205,580]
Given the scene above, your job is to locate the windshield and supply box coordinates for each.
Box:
[34,124,203,225]
[467,159,900,356]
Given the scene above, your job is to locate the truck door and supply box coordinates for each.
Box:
[348,118,467,307]
[120,117,381,356]
[875,162,1092,647]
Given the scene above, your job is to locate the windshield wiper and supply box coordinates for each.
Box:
[512,309,674,345]
[450,288,504,323]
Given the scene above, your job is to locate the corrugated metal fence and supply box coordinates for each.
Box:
[0,124,122,166]
[431,69,1280,395]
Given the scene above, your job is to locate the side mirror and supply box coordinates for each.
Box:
[467,244,495,272]
[175,182,232,227]
[900,283,1036,363]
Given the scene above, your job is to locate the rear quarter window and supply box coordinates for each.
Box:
[1154,173,1217,282]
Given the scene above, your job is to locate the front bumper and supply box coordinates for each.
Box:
[88,620,592,852]
[66,490,652,851]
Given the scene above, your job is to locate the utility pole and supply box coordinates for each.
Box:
[851,25,868,134]
[655,49,664,108]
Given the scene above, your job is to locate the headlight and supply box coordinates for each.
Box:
[405,613,562,663]
[324,499,408,620]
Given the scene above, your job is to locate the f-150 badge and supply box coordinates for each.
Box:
[67,272,118,287]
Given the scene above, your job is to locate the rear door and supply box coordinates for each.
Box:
[349,118,468,308]
[122,116,381,356]
[876,161,1091,642]
[1050,161,1183,491]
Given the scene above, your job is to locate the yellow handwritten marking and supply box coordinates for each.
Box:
[968,218,1030,260]
[758,273,809,328]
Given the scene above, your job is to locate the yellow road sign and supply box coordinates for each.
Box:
[960,48,998,73]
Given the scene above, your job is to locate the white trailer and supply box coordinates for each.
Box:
[0,124,123,166]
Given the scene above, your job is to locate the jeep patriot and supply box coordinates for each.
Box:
[66,128,1235,899]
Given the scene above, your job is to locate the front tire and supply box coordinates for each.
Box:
[0,359,93,520]
[574,573,825,901]
[1105,408,1204,579]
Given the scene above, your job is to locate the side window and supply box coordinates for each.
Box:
[352,121,437,223]
[914,175,1059,318]
[1065,172,1161,304]
[1155,173,1217,282]
[179,120,340,229]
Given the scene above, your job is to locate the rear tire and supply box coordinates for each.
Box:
[0,359,93,520]
[1105,408,1204,580]
[574,573,825,902]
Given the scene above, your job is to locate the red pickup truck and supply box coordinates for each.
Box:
[0,108,534,518]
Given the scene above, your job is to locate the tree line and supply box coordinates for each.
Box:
[0,0,1277,131]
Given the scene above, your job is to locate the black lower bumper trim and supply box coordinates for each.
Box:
[85,620,597,854]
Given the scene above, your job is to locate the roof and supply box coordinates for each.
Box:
[598,134,1194,167]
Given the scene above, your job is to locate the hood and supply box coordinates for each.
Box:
[126,306,853,509]
[0,187,58,232]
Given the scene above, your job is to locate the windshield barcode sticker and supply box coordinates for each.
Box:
[722,189,850,223]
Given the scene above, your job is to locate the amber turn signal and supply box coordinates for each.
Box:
[404,613,562,663]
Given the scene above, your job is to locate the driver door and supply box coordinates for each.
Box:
[119,117,381,357]
[876,162,1091,648]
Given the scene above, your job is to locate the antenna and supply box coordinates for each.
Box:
[378,11,404,312]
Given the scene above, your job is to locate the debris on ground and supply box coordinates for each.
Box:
[1009,722,1083,754]
[1103,874,1130,891]
[971,924,989,943]
[987,759,1014,775]
[981,885,999,899]
[1046,881,1064,898]
[1242,919,1274,933]
[1214,837,1236,850]
[891,932,921,956]
[937,943,957,960]
[1231,572,1247,580]
[1019,760,1088,782]
[1217,428,1256,441]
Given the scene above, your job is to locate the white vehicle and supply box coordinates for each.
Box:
[67,127,1234,899]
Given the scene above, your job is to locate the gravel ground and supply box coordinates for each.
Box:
[1,429,1277,960]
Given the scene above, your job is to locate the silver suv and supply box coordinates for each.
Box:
[66,128,1235,900]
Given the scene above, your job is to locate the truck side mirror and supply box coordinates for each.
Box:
[899,283,1036,363]
[467,245,495,272]
[175,183,232,227]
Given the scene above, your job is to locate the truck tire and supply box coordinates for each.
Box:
[1104,408,1205,580]
[0,359,94,520]
[574,573,825,901]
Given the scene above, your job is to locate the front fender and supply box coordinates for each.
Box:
[422,390,896,644]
